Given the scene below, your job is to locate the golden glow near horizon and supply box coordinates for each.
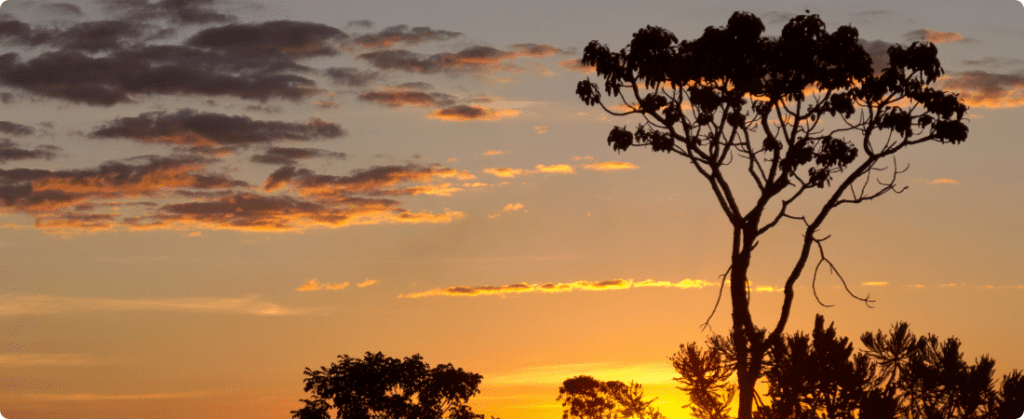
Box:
[0,0,1022,418]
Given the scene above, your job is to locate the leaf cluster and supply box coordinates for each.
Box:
[293,352,486,419]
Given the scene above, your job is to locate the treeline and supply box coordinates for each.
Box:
[292,316,1022,419]
[559,315,1023,419]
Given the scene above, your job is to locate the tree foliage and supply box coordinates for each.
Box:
[575,11,969,419]
[558,375,666,419]
[671,339,737,419]
[672,316,1021,419]
[293,352,486,419]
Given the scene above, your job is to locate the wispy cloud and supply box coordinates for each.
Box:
[862,281,889,286]
[483,167,524,178]
[483,150,505,156]
[533,164,575,174]
[940,71,1024,108]
[503,203,524,212]
[428,105,519,121]
[582,161,638,172]
[928,178,960,185]
[0,294,300,315]
[903,29,967,44]
[357,278,379,288]
[399,278,716,298]
[534,126,548,134]
[295,279,350,291]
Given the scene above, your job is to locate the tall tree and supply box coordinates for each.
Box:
[576,11,968,419]
[293,352,486,419]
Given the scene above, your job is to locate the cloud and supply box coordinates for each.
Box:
[250,147,347,166]
[939,71,1024,108]
[0,17,168,53]
[632,279,716,289]
[582,161,638,171]
[0,47,320,106]
[483,167,523,178]
[324,67,380,87]
[101,0,236,25]
[534,164,574,174]
[359,90,457,108]
[0,139,60,164]
[929,178,960,185]
[186,20,349,58]
[41,3,85,16]
[962,57,1024,69]
[0,121,34,136]
[0,155,243,213]
[296,279,349,291]
[558,58,595,73]
[534,126,548,134]
[136,193,463,231]
[264,164,474,197]
[483,150,504,156]
[357,278,379,288]
[89,109,343,150]
[903,29,965,44]
[357,43,565,75]
[503,203,523,212]
[861,281,889,286]
[0,293,296,315]
[428,105,519,121]
[346,20,373,29]
[399,278,715,298]
[351,25,461,49]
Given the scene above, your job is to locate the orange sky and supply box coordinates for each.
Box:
[0,0,1022,418]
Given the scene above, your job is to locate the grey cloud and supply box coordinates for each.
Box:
[186,20,349,59]
[352,25,461,49]
[324,67,380,87]
[0,121,34,136]
[101,0,235,25]
[0,139,60,164]
[250,147,347,166]
[89,109,344,149]
[358,90,457,108]
[41,3,85,16]
[0,46,319,106]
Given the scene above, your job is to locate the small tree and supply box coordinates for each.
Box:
[558,375,665,419]
[293,352,487,419]
[671,340,737,419]
[576,11,968,419]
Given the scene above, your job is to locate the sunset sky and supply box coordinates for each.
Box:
[0,0,1022,418]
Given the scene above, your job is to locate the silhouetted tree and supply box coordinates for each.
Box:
[576,11,968,419]
[861,323,1000,419]
[293,352,487,419]
[558,375,666,419]
[673,317,1020,419]
[758,315,872,419]
[671,339,737,419]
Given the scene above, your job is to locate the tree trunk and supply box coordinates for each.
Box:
[729,226,759,419]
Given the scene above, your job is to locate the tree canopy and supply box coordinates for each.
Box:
[671,316,1023,419]
[576,11,969,419]
[558,375,665,419]
[292,352,486,419]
